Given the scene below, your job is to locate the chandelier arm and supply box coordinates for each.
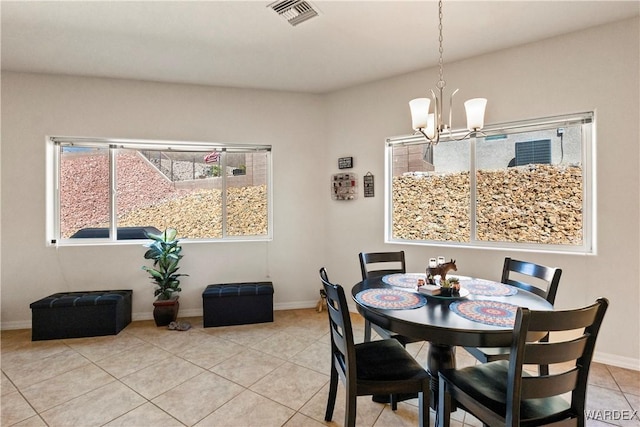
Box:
[416,129,486,144]
[449,130,488,142]
[415,129,440,145]
[448,88,459,130]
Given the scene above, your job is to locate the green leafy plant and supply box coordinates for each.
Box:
[142,228,188,300]
[440,277,458,288]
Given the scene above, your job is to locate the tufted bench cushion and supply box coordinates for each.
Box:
[202,282,273,327]
[30,290,132,341]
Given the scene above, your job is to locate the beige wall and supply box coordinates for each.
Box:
[2,17,639,369]
[323,17,639,369]
[1,75,328,323]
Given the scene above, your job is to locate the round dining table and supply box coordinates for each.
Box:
[351,274,553,406]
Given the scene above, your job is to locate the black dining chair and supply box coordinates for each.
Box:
[319,268,431,427]
[359,251,422,346]
[463,257,562,375]
[438,297,608,427]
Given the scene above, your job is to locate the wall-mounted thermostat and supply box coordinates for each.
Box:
[332,173,357,200]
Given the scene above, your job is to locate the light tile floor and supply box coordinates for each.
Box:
[1,309,638,426]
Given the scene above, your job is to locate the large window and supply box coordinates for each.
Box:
[386,112,594,254]
[47,137,272,245]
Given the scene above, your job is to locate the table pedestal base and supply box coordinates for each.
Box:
[427,343,456,409]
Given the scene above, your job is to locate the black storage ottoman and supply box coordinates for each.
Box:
[203,282,274,327]
[30,290,132,341]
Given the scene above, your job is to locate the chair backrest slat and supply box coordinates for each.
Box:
[528,306,599,331]
[327,306,349,357]
[501,257,562,304]
[521,369,580,399]
[507,259,557,281]
[503,279,547,298]
[524,338,588,365]
[359,251,406,280]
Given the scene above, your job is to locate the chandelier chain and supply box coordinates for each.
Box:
[409,0,487,144]
[437,0,446,89]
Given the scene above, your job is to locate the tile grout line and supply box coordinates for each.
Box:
[2,309,636,427]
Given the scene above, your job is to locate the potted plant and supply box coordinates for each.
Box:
[448,276,461,293]
[439,279,453,297]
[439,277,460,297]
[142,228,188,326]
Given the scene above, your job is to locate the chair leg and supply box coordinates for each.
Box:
[418,390,429,427]
[364,319,372,342]
[438,376,451,427]
[390,393,397,410]
[540,364,549,376]
[345,384,357,427]
[325,365,339,422]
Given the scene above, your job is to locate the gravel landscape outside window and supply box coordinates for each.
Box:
[386,112,592,252]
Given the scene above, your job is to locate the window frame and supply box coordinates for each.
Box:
[46,136,273,246]
[384,111,595,255]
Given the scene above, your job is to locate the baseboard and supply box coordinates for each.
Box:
[274,300,318,310]
[131,308,203,322]
[129,300,319,322]
[594,351,640,371]
[0,301,323,326]
[10,304,635,371]
[0,320,32,330]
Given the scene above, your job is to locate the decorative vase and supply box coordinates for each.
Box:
[153,296,179,326]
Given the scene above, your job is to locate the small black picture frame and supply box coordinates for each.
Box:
[338,156,353,169]
[363,172,374,197]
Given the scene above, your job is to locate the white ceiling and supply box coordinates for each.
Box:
[2,1,638,94]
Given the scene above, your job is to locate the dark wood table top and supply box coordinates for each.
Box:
[352,274,553,348]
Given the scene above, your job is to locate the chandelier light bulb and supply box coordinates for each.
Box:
[464,98,488,131]
[409,98,431,130]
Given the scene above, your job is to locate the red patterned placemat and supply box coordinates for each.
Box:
[355,288,427,310]
[461,279,517,296]
[382,273,426,288]
[450,300,518,327]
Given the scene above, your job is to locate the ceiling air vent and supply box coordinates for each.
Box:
[268,0,319,26]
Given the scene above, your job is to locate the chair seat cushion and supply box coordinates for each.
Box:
[355,339,430,382]
[440,361,572,424]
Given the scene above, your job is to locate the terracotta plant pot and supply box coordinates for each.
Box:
[152,296,179,327]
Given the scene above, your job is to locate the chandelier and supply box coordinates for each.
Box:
[409,0,487,144]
